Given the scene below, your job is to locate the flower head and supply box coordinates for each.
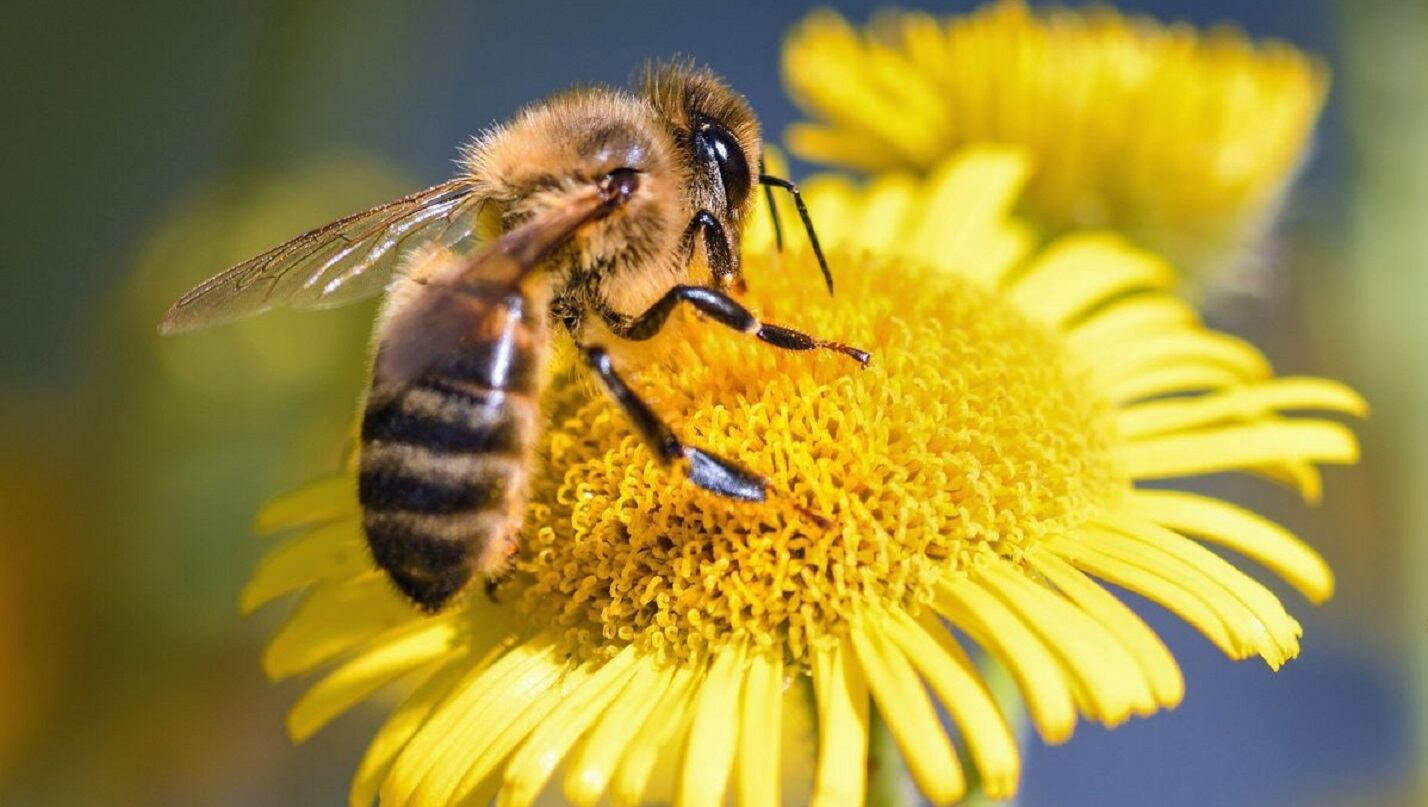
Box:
[782,1,1328,285]
[246,149,1361,806]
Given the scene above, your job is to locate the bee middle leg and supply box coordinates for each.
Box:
[580,345,766,502]
[610,285,870,366]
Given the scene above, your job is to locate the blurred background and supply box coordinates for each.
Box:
[0,1,1421,804]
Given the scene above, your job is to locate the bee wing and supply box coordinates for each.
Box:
[376,186,615,387]
[159,179,485,334]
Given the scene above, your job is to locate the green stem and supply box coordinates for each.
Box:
[960,654,1027,807]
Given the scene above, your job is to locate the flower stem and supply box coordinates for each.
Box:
[960,653,1028,807]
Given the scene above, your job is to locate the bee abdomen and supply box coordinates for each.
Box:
[361,377,526,453]
[361,508,511,610]
[359,373,537,611]
[358,457,512,514]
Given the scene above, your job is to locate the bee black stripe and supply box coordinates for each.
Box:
[433,339,538,392]
[361,397,523,454]
[363,513,473,612]
[358,466,509,514]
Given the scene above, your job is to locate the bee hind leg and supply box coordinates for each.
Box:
[580,345,765,502]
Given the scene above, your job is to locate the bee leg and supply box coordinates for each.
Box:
[612,285,871,367]
[681,210,743,292]
[581,345,766,502]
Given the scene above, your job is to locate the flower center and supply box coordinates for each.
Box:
[514,253,1122,666]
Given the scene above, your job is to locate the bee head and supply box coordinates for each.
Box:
[639,60,761,227]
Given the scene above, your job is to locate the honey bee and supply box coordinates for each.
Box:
[162,62,868,611]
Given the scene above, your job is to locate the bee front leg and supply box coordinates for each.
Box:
[580,345,766,502]
[612,285,871,366]
[681,210,741,292]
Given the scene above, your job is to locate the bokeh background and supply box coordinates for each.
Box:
[1,1,1422,804]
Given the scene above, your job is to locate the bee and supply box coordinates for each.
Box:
[162,61,869,611]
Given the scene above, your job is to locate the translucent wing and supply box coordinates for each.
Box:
[376,182,629,387]
[160,179,486,334]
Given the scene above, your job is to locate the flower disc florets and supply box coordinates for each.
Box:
[516,255,1122,666]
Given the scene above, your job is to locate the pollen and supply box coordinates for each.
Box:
[516,254,1122,666]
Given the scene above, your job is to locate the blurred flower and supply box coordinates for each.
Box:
[243,149,1362,806]
[0,409,78,777]
[98,153,409,630]
[782,1,1328,288]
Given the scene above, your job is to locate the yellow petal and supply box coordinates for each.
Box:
[934,577,1077,743]
[1097,513,1302,669]
[499,646,640,807]
[1094,332,1271,388]
[1085,522,1275,656]
[382,634,562,806]
[610,667,700,807]
[850,625,965,805]
[1247,460,1324,503]
[782,175,860,254]
[1128,489,1333,603]
[976,560,1157,724]
[884,610,1020,800]
[288,615,461,742]
[810,640,870,807]
[786,123,900,174]
[263,575,417,680]
[240,518,366,614]
[1118,419,1359,479]
[852,173,921,254]
[1073,526,1284,665]
[909,147,1031,285]
[255,474,354,534]
[1116,377,1367,440]
[1065,294,1197,355]
[349,654,477,807]
[784,10,945,166]
[1049,534,1238,658]
[444,659,580,806]
[564,664,682,807]
[1025,548,1184,707]
[1105,363,1242,404]
[677,644,746,807]
[736,651,784,807]
[1007,233,1173,328]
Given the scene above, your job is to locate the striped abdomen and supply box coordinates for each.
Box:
[359,292,545,611]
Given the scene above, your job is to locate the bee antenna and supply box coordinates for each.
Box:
[758,157,786,254]
[758,173,833,295]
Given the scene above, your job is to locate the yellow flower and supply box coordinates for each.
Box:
[244,149,1362,806]
[782,1,1328,286]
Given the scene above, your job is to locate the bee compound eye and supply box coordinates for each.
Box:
[694,121,751,213]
